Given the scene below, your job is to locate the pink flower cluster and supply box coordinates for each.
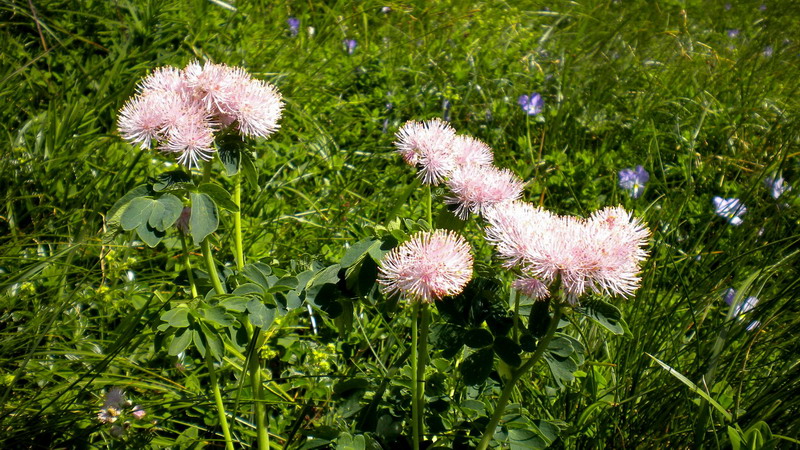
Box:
[394,119,521,218]
[118,61,284,168]
[378,230,474,303]
[485,202,650,303]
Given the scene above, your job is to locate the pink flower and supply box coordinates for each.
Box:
[484,201,555,268]
[132,406,146,420]
[451,135,494,168]
[485,202,649,303]
[445,165,524,219]
[512,277,549,300]
[228,78,284,138]
[394,119,457,185]
[161,112,216,169]
[118,62,283,168]
[378,230,473,303]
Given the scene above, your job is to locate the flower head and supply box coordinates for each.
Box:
[98,388,127,424]
[727,29,740,38]
[618,165,649,198]
[765,175,790,199]
[378,230,473,303]
[287,17,300,36]
[485,203,649,303]
[394,119,457,185]
[713,196,747,226]
[118,62,283,168]
[512,277,550,300]
[723,288,760,330]
[450,135,494,168]
[518,92,544,115]
[344,39,357,54]
[445,165,524,219]
[132,406,146,420]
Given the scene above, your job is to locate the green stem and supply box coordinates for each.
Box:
[233,173,244,271]
[202,238,225,295]
[206,358,235,450]
[426,185,433,226]
[476,307,564,450]
[411,302,420,450]
[417,303,430,444]
[179,233,198,298]
[249,328,269,450]
[512,290,520,343]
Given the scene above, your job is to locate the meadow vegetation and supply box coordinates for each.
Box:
[1,0,799,448]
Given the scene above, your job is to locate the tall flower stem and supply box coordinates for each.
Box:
[476,306,564,450]
[426,185,433,226]
[233,173,244,270]
[206,357,235,450]
[179,233,198,298]
[201,238,225,295]
[410,302,421,450]
[416,303,430,444]
[248,327,269,450]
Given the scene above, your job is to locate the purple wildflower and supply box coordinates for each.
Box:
[288,17,300,36]
[713,197,747,226]
[518,92,544,115]
[764,176,791,199]
[763,45,774,57]
[618,165,649,198]
[344,39,357,54]
[723,288,760,331]
[727,29,740,38]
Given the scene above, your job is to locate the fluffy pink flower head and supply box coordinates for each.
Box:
[484,201,555,268]
[485,202,649,303]
[445,165,524,219]
[394,119,457,185]
[451,135,494,168]
[378,230,473,303]
[512,277,549,300]
[118,61,283,168]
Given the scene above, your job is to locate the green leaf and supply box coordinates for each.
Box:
[340,238,380,268]
[547,336,575,357]
[464,328,494,348]
[220,296,250,312]
[232,283,265,296]
[161,308,190,327]
[545,353,578,387]
[152,169,192,192]
[528,299,551,338]
[247,297,275,328]
[242,262,273,290]
[216,135,244,176]
[189,192,219,245]
[494,336,522,367]
[136,220,165,247]
[203,306,233,327]
[646,353,733,421]
[199,183,239,212]
[149,194,183,231]
[459,348,494,385]
[120,197,154,231]
[169,328,192,355]
[575,300,627,335]
[241,150,258,188]
[107,184,151,228]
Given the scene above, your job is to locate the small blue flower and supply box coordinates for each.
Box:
[763,45,774,57]
[518,92,544,115]
[287,17,300,37]
[764,175,791,199]
[344,39,357,54]
[618,165,649,198]
[727,29,740,38]
[713,196,747,226]
[723,288,760,330]
[759,3,767,11]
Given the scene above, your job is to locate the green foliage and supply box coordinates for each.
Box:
[2,0,800,448]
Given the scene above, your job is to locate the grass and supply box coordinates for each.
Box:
[1,0,799,448]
